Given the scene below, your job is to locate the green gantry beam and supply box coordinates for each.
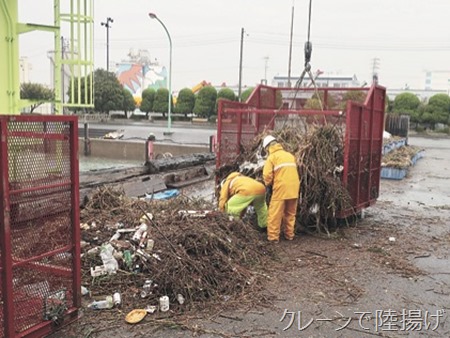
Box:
[0,0,94,115]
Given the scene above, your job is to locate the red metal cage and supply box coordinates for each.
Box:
[0,115,80,338]
[216,84,386,218]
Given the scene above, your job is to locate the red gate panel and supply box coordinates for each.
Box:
[0,116,80,338]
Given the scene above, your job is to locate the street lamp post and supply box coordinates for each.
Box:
[101,17,114,72]
[149,12,172,135]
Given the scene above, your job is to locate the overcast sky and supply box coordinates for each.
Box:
[18,0,450,92]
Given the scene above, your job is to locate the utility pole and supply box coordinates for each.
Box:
[371,57,380,84]
[101,17,114,72]
[238,27,245,102]
[287,2,295,88]
[262,56,269,85]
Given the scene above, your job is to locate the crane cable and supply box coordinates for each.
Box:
[264,0,323,136]
[289,0,324,111]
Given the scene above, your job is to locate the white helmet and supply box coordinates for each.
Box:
[262,135,276,149]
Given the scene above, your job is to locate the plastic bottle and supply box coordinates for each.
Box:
[146,239,155,252]
[88,296,113,310]
[123,250,133,270]
[99,244,118,274]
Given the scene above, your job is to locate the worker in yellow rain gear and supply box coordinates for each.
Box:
[262,135,300,243]
[218,172,268,230]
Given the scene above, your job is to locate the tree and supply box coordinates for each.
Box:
[304,98,323,110]
[217,88,236,102]
[305,91,337,109]
[426,93,450,126]
[193,86,217,118]
[240,87,254,103]
[140,88,156,117]
[393,92,420,114]
[20,82,54,113]
[386,98,394,113]
[333,90,366,110]
[174,88,195,117]
[215,88,236,113]
[93,69,124,114]
[153,88,170,117]
[122,89,136,114]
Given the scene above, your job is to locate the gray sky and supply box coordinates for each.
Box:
[18,0,450,92]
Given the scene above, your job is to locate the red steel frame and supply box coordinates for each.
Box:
[216,84,386,218]
[0,115,80,338]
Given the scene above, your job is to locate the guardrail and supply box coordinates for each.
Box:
[78,113,110,122]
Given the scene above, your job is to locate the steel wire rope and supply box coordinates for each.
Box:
[257,0,318,135]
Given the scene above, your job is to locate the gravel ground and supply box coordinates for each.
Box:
[49,136,450,338]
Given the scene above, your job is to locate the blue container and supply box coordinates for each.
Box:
[381,167,407,180]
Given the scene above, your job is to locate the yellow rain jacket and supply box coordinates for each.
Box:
[218,172,266,211]
[263,143,300,200]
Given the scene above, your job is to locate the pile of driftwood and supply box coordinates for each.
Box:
[217,123,353,235]
[80,187,273,313]
[382,145,423,169]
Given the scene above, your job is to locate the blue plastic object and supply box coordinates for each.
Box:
[381,167,408,180]
[145,189,180,200]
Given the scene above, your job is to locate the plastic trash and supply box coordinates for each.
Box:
[100,243,118,274]
[109,232,121,242]
[125,309,147,324]
[176,294,185,305]
[86,247,101,255]
[178,210,213,218]
[88,296,113,310]
[146,239,155,252]
[132,223,148,242]
[81,286,89,296]
[90,265,107,277]
[145,189,180,200]
[140,280,153,298]
[123,250,133,270]
[145,305,157,314]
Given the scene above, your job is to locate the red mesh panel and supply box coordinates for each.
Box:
[13,255,73,333]
[0,116,79,338]
[0,288,3,338]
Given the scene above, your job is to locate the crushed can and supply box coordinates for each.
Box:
[159,295,169,312]
[113,292,121,306]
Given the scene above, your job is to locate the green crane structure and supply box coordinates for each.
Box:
[0,0,94,115]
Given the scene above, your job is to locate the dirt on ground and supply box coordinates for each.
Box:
[49,136,450,338]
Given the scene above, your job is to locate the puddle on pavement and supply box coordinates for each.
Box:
[414,255,450,274]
